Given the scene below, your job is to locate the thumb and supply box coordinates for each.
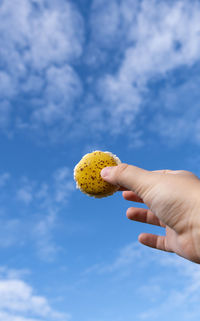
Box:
[101,163,154,198]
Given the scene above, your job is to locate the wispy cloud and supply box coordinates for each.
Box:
[84,242,142,276]
[0,166,74,260]
[84,241,200,320]
[0,0,83,139]
[30,65,82,132]
[0,219,24,248]
[90,0,200,143]
[138,254,200,320]
[1,0,83,73]
[33,208,59,261]
[0,172,10,188]
[17,182,33,205]
[150,73,200,145]
[0,267,70,321]
[24,166,74,260]
[1,0,200,146]
[53,167,74,203]
[16,166,74,206]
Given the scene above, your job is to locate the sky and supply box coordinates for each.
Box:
[1,0,200,320]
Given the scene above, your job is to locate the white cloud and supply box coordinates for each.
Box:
[35,183,49,200]
[90,0,121,47]
[0,312,40,321]
[84,242,142,277]
[0,0,83,137]
[91,0,200,141]
[0,73,16,99]
[17,188,33,205]
[0,0,83,73]
[0,267,30,280]
[3,166,74,260]
[0,101,12,133]
[84,241,200,320]
[0,267,70,321]
[150,73,200,145]
[98,75,141,133]
[53,167,74,203]
[1,0,200,144]
[31,65,82,128]
[16,178,35,205]
[100,242,142,274]
[32,167,74,260]
[0,172,10,188]
[33,208,59,261]
[137,254,200,320]
[17,166,74,206]
[0,219,22,248]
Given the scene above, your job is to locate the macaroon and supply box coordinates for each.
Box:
[74,151,121,198]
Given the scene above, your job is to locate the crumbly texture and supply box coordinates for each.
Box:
[74,151,121,198]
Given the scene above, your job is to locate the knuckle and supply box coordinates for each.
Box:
[111,163,130,187]
[115,163,129,176]
[162,169,172,174]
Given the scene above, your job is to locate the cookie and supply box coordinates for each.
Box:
[74,151,121,198]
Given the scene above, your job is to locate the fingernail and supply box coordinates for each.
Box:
[101,167,112,178]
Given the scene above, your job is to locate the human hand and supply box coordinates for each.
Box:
[101,164,200,264]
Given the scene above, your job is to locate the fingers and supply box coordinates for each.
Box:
[138,233,173,252]
[101,163,154,198]
[122,191,143,203]
[126,207,165,227]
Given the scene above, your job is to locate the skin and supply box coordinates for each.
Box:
[101,164,200,264]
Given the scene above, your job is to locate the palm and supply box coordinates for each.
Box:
[122,189,199,262]
[104,164,200,263]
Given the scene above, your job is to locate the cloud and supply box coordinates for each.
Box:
[0,219,23,248]
[1,0,200,145]
[33,208,59,261]
[0,267,70,321]
[31,65,82,129]
[0,73,16,99]
[150,72,200,145]
[16,166,74,206]
[90,0,121,47]
[0,101,12,134]
[83,242,144,278]
[83,241,200,320]
[0,0,83,73]
[0,0,84,139]
[99,241,200,320]
[0,267,30,280]
[0,166,74,260]
[53,167,74,203]
[17,187,33,205]
[90,0,200,143]
[32,167,74,260]
[137,254,200,320]
[0,172,10,188]
[99,242,142,274]
[0,313,40,321]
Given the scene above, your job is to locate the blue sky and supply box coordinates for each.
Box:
[1,0,200,320]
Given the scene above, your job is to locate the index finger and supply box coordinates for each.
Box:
[122,191,144,203]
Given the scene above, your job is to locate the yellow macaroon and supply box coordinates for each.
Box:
[74,151,121,198]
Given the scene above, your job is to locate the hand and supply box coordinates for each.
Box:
[101,164,200,264]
